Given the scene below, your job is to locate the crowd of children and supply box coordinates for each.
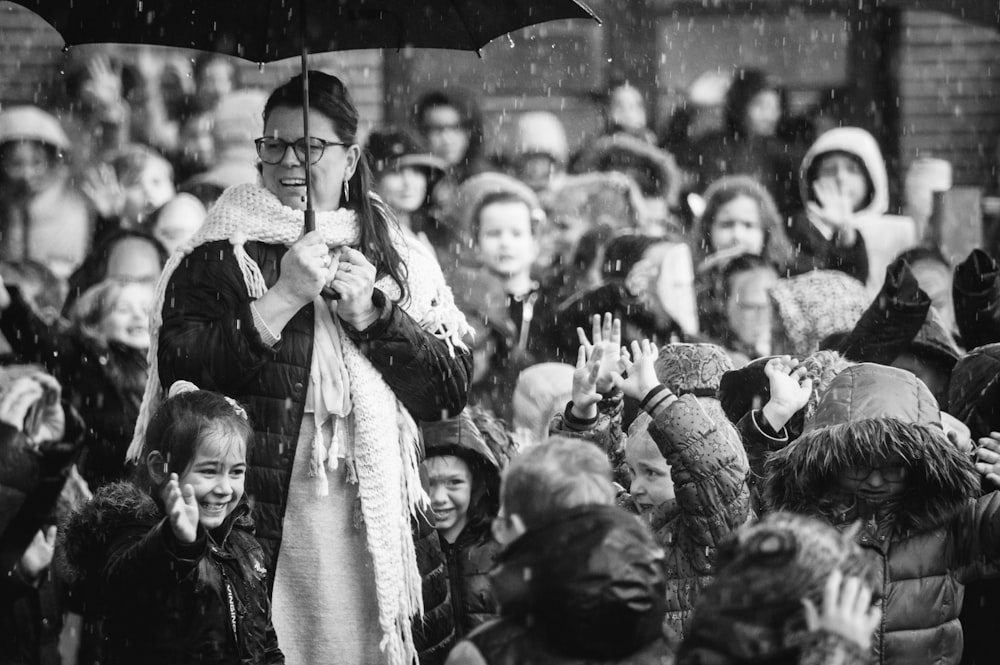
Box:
[4,46,1000,665]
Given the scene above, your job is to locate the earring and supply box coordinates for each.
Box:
[343,180,350,203]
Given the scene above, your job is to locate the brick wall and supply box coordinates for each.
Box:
[896,10,1000,189]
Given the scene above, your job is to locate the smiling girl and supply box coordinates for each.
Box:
[61,382,283,665]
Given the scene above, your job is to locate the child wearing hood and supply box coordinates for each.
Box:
[420,408,508,639]
[763,362,1000,665]
[789,127,895,285]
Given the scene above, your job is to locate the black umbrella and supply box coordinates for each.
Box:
[11,0,600,232]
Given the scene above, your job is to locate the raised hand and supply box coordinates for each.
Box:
[166,473,199,544]
[576,313,624,394]
[570,344,604,419]
[974,433,1000,488]
[18,526,57,580]
[803,569,881,651]
[808,179,857,245]
[614,339,661,401]
[761,356,812,433]
[81,164,126,219]
[81,55,125,119]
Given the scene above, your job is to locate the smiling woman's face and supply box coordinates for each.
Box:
[260,106,359,212]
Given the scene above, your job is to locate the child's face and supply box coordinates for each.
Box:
[173,425,248,531]
[744,90,781,137]
[376,166,428,215]
[609,84,647,133]
[122,160,175,223]
[100,282,154,349]
[1,141,56,194]
[476,201,538,279]
[835,455,908,502]
[815,153,869,212]
[424,454,473,543]
[625,431,674,513]
[422,105,470,168]
[709,194,765,255]
[540,189,589,266]
[106,237,163,286]
[726,267,778,357]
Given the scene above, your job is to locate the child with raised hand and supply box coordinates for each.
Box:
[60,382,283,665]
[612,339,750,639]
[0,275,153,488]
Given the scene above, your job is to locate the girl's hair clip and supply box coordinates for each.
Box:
[224,396,249,421]
[167,380,249,420]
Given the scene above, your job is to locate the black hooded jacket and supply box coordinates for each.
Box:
[59,481,283,665]
[953,249,1000,351]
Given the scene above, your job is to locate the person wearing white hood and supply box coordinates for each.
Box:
[787,126,893,285]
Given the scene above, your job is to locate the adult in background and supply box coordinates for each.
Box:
[131,71,473,665]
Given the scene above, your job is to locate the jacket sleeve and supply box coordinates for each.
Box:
[736,410,789,515]
[103,519,208,598]
[0,286,76,373]
[954,249,1000,351]
[341,288,471,421]
[646,392,750,547]
[548,393,628,482]
[158,243,279,393]
[837,258,930,364]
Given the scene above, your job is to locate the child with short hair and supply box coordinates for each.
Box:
[446,437,673,665]
[0,276,153,487]
[60,382,283,665]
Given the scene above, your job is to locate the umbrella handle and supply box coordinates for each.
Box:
[304,210,341,300]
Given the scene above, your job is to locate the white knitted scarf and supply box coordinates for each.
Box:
[128,183,470,665]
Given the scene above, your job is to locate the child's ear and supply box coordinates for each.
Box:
[492,512,527,547]
[146,450,168,485]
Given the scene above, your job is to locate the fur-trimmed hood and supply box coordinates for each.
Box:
[58,480,252,584]
[765,364,979,535]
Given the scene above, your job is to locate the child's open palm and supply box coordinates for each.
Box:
[571,344,604,416]
[167,474,199,544]
[762,356,812,432]
[576,313,625,394]
[614,339,661,401]
[808,179,855,234]
[803,569,881,651]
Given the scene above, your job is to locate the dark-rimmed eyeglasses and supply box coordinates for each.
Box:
[254,137,349,165]
[842,465,908,482]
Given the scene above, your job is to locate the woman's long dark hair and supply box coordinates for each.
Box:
[265,71,408,301]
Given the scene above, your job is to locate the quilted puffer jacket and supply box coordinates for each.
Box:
[157,239,472,659]
[765,363,1000,665]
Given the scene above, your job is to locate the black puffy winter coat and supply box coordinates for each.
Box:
[157,239,471,659]
[60,482,282,665]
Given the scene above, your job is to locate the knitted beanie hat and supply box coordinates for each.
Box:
[451,171,544,239]
[0,106,70,151]
[769,270,869,356]
[682,512,876,662]
[653,343,735,397]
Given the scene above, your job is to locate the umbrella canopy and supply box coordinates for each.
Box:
[10,0,600,59]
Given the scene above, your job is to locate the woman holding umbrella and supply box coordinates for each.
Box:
[129,71,472,665]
